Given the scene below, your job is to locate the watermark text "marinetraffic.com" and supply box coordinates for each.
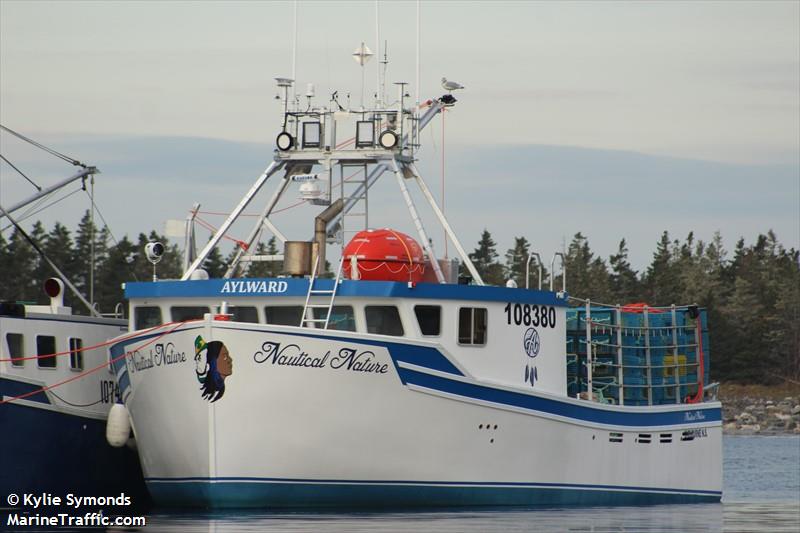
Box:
[5,492,146,528]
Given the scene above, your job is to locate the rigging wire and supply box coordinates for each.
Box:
[0,186,83,233]
[0,124,85,167]
[0,153,41,190]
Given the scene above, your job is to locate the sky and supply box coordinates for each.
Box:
[1,0,798,273]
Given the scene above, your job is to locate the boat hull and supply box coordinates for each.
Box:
[0,382,147,500]
[111,320,722,508]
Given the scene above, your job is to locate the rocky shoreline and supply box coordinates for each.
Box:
[721,394,800,435]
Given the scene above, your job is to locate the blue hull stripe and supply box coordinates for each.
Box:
[399,366,721,427]
[0,377,50,404]
[145,477,721,508]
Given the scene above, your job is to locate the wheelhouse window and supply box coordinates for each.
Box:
[37,335,57,368]
[458,307,487,345]
[265,306,304,326]
[69,338,83,371]
[171,306,210,322]
[134,306,162,330]
[6,333,24,367]
[365,306,404,336]
[229,306,259,323]
[414,305,441,336]
[313,306,356,332]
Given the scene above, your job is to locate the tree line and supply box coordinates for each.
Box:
[467,229,799,385]
[1,212,797,384]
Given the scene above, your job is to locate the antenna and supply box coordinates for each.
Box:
[416,0,420,107]
[375,1,381,107]
[380,41,389,106]
[291,0,298,102]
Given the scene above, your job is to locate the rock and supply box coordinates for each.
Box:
[739,424,761,434]
[766,400,775,406]
[723,422,738,433]
[784,397,794,402]
[774,413,791,422]
[738,412,758,425]
[792,405,800,415]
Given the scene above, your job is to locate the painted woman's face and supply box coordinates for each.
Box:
[217,345,233,377]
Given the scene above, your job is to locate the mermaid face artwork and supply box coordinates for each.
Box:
[194,335,233,402]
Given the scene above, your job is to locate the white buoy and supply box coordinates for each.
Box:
[106,403,131,448]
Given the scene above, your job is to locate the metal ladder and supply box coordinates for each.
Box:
[300,256,345,329]
[340,163,369,242]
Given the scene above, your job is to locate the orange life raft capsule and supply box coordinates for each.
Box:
[342,229,426,283]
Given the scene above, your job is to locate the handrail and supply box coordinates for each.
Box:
[550,252,566,293]
[525,252,543,290]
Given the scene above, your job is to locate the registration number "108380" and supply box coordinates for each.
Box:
[504,303,556,328]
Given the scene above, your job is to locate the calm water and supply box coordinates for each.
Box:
[139,435,799,532]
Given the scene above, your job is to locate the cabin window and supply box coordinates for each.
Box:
[171,306,210,322]
[265,306,304,326]
[69,338,83,371]
[134,306,162,330]
[458,307,487,345]
[365,306,404,336]
[414,305,441,336]
[6,333,24,367]
[313,306,356,332]
[229,306,259,323]
[37,335,57,368]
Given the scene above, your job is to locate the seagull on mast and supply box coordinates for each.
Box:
[441,77,465,93]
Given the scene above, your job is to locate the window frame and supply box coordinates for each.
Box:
[36,335,57,369]
[69,337,83,371]
[457,307,488,347]
[365,305,405,337]
[170,306,211,322]
[414,305,442,337]
[6,333,25,367]
[264,305,305,326]
[134,306,163,330]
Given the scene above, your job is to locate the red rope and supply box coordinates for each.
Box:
[194,215,249,250]
[0,320,195,405]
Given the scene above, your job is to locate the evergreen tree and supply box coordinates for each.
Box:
[644,231,683,305]
[505,236,535,288]
[247,237,282,278]
[202,243,227,278]
[608,238,640,303]
[563,232,611,301]
[467,229,504,285]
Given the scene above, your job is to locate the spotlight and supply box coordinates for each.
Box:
[276,131,294,151]
[378,130,398,149]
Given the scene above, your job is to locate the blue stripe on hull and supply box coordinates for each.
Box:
[146,479,721,509]
[0,376,50,404]
[398,367,722,427]
[0,401,149,500]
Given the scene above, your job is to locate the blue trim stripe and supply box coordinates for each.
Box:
[398,367,721,427]
[0,377,50,404]
[125,278,569,307]
[144,477,721,508]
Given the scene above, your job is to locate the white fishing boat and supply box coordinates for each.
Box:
[107,74,722,508]
[0,139,145,498]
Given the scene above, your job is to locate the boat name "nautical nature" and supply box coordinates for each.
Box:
[253,341,389,375]
[126,342,187,373]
